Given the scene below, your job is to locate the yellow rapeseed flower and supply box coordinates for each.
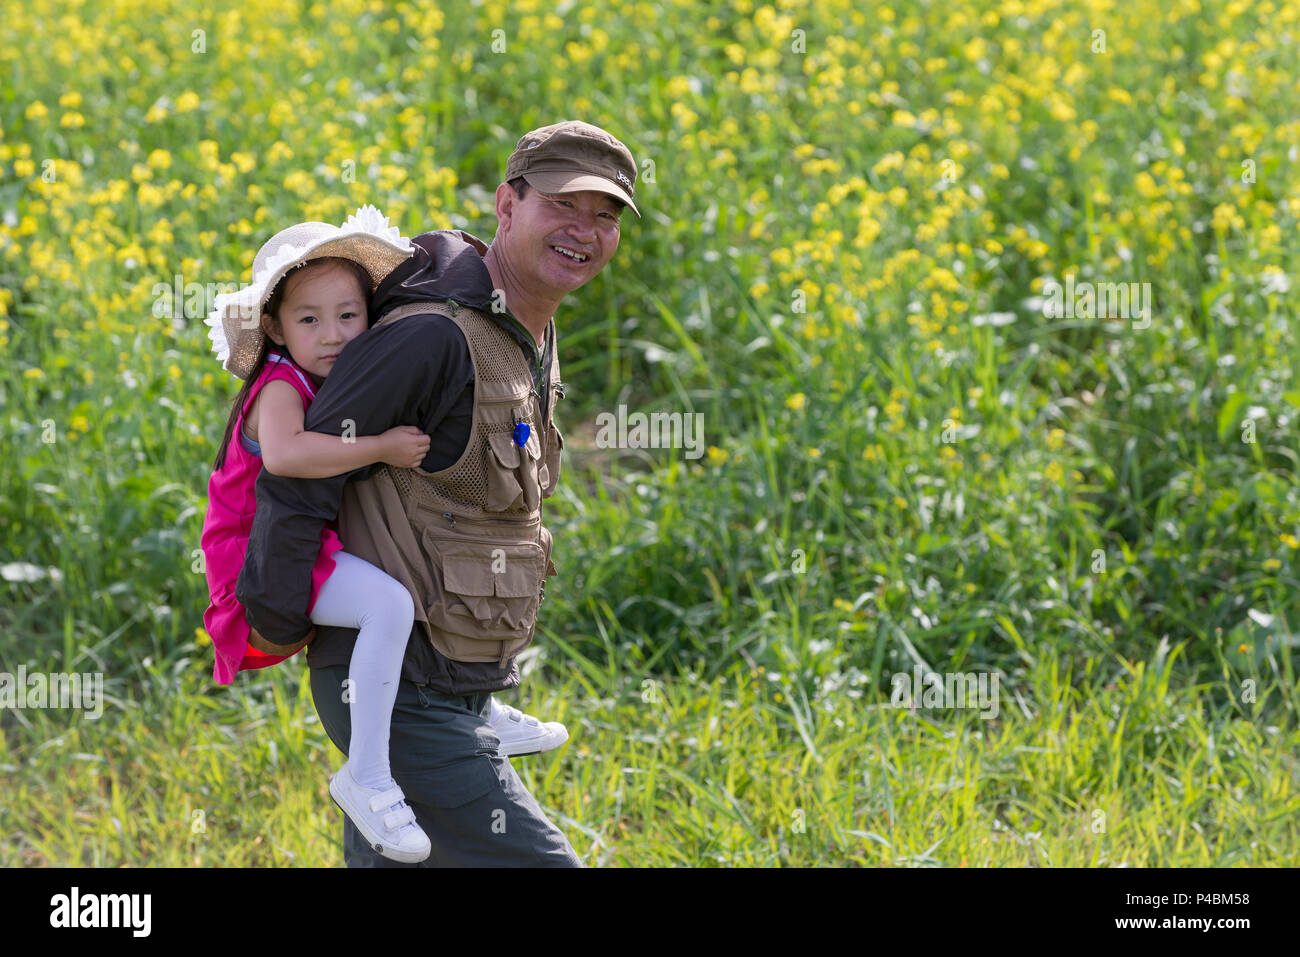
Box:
[25,101,48,120]
[284,169,314,194]
[197,140,220,170]
[706,446,729,466]
[266,141,294,163]
[670,102,698,128]
[147,219,173,245]
[664,76,693,99]
[176,91,200,112]
[786,393,806,411]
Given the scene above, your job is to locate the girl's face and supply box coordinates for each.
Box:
[261,261,368,382]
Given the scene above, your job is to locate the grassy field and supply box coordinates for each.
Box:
[2,0,1298,866]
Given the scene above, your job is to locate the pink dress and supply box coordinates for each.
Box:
[201,352,345,684]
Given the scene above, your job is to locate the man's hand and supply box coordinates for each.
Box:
[380,425,431,468]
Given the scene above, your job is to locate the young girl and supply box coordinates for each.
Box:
[200,206,564,864]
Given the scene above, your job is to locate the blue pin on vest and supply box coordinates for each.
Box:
[513,421,531,448]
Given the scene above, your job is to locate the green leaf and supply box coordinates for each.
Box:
[1217,393,1246,442]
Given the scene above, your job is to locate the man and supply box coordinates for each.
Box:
[236,120,639,866]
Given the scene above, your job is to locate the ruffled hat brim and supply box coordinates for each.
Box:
[205,205,414,379]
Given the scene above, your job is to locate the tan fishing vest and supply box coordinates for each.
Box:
[333,299,563,668]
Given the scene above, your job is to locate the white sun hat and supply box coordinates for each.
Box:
[205,204,414,379]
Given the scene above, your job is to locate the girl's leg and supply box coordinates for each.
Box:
[308,550,415,790]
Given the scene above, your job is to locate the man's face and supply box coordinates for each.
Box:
[501,183,624,295]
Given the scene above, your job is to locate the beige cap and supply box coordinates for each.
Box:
[506,120,640,217]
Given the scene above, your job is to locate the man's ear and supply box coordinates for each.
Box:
[261,311,285,346]
[495,181,518,230]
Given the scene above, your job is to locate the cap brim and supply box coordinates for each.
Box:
[523,170,640,218]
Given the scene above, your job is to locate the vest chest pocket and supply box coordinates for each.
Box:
[519,426,542,511]
[485,432,524,511]
[485,424,543,512]
[424,535,545,643]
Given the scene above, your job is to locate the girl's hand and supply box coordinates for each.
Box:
[380,426,431,468]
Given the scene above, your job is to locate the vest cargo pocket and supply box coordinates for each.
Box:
[485,431,524,511]
[424,535,544,646]
[539,423,563,499]
[540,524,557,577]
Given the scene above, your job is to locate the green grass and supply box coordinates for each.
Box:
[4,634,1296,866]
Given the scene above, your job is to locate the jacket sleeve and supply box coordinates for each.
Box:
[235,314,470,645]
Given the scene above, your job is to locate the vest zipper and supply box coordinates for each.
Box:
[428,509,539,533]
[428,529,544,550]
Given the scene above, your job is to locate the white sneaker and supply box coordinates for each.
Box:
[328,761,431,863]
[488,696,569,758]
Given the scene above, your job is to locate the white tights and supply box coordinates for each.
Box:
[308,550,414,791]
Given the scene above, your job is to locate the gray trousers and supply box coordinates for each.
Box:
[309,663,583,867]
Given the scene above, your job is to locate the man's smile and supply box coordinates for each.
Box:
[550,243,590,264]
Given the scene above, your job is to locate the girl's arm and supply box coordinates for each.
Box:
[251,380,430,478]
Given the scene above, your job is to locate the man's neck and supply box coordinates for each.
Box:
[482,244,556,349]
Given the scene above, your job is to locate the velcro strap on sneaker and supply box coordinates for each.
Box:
[369,786,407,814]
[383,805,417,830]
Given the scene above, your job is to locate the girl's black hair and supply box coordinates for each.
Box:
[212,256,373,472]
